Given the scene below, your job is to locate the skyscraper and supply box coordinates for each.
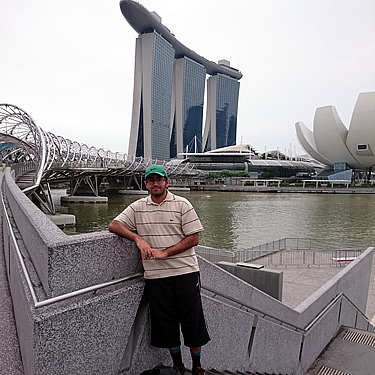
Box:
[170,57,206,158]
[120,0,242,161]
[203,73,240,152]
[128,31,175,160]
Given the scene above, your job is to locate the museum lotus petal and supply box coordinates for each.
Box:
[295,91,375,174]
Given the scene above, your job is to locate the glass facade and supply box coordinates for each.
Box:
[150,32,175,160]
[215,74,240,149]
[135,95,144,157]
[334,162,347,173]
[182,58,206,154]
[170,57,206,158]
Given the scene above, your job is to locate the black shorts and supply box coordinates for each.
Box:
[145,271,210,348]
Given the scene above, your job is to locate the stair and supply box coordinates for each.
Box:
[305,326,375,375]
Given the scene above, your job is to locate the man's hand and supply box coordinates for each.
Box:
[135,238,154,260]
[150,249,168,259]
[150,233,200,260]
[109,220,199,261]
[109,220,153,260]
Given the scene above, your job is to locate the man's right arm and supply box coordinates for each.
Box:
[108,220,153,259]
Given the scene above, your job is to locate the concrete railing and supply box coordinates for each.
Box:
[1,168,374,375]
[198,250,374,374]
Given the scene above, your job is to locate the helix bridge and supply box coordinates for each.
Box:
[0,104,200,214]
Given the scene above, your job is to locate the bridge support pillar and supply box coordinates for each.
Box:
[69,175,105,196]
[106,175,144,192]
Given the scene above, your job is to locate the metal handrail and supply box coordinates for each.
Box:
[35,272,144,308]
[0,176,143,309]
[196,240,366,266]
[1,179,39,306]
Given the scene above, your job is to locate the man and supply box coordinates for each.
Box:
[109,165,210,375]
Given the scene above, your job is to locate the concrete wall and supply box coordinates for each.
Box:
[216,261,283,300]
[198,251,374,374]
[4,173,142,297]
[1,170,374,375]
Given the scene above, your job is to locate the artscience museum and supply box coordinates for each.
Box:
[295,91,375,181]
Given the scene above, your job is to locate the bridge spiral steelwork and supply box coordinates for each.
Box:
[0,104,200,213]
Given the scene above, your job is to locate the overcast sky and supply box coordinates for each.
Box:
[2,0,375,157]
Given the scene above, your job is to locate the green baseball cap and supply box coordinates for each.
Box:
[145,165,168,179]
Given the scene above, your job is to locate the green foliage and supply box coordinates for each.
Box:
[207,172,219,178]
[220,169,232,177]
[355,183,373,188]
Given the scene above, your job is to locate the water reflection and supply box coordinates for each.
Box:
[303,194,375,247]
[52,189,375,250]
[186,192,239,250]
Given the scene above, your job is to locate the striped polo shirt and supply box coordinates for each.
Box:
[114,190,204,279]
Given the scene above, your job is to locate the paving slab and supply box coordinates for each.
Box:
[273,257,375,323]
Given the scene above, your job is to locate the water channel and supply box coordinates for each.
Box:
[52,189,375,250]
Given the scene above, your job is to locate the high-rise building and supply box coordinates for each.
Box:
[128,31,175,160]
[203,73,240,151]
[170,57,206,158]
[120,0,242,161]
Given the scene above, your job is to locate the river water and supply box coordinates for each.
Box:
[52,189,375,250]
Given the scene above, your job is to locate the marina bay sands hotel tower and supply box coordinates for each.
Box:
[120,0,242,161]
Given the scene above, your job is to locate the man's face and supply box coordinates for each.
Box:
[144,173,169,198]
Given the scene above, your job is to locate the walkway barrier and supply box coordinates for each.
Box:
[196,237,366,266]
[302,179,351,188]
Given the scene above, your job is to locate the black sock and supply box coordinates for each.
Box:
[191,350,201,369]
[169,347,184,370]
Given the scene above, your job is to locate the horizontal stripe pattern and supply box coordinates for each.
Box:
[114,191,204,279]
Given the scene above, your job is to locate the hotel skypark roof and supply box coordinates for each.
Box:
[119,0,243,80]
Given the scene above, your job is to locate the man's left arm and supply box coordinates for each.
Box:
[150,233,199,259]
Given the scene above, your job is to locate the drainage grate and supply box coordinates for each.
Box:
[317,366,351,375]
[342,329,375,347]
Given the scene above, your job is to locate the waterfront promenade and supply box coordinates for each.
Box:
[189,184,375,194]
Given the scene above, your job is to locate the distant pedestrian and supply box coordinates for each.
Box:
[2,161,6,171]
[109,165,210,375]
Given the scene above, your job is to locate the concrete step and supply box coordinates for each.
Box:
[305,326,375,375]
